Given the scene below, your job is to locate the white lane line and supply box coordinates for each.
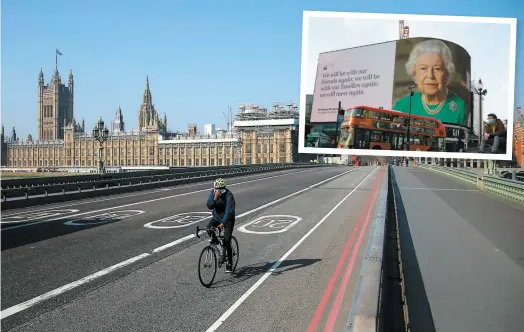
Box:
[398,187,476,192]
[151,168,359,253]
[204,167,380,332]
[0,168,359,320]
[0,253,151,320]
[2,168,317,217]
[1,168,323,231]
[152,234,195,253]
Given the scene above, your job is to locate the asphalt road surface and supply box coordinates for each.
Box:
[1,165,386,332]
[392,166,524,332]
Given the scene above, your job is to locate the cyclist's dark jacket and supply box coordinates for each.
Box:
[206,188,236,225]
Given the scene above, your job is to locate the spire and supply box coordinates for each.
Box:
[143,75,152,105]
[39,67,44,85]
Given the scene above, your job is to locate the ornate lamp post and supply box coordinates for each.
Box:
[92,117,109,173]
[473,79,487,168]
[474,79,488,144]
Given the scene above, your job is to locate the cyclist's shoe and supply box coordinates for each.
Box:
[225,264,233,273]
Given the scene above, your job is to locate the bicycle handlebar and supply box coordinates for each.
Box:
[195,226,222,240]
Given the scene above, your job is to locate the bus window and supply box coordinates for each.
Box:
[353,108,363,117]
[339,127,354,148]
[344,108,364,118]
[367,110,379,119]
[371,130,383,142]
[391,133,405,150]
[354,129,371,149]
[378,112,394,121]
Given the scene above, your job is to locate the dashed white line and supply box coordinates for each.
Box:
[0,167,359,320]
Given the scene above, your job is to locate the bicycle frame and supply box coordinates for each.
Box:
[196,226,225,259]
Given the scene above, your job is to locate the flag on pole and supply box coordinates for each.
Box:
[56,49,62,56]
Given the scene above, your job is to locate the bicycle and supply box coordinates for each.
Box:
[195,226,239,287]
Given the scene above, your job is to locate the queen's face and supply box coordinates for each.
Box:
[414,53,448,96]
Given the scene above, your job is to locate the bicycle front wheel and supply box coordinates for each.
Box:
[231,236,239,271]
[198,246,217,288]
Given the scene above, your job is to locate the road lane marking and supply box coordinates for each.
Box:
[398,187,476,191]
[307,168,385,332]
[63,210,146,226]
[1,168,330,231]
[237,215,303,234]
[152,234,195,253]
[324,169,385,331]
[150,168,358,253]
[1,209,80,224]
[144,212,212,229]
[0,253,151,320]
[204,167,380,332]
[2,168,318,217]
[0,168,359,319]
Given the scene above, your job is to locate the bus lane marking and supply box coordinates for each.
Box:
[237,215,303,234]
[1,209,80,224]
[63,210,145,226]
[143,212,212,229]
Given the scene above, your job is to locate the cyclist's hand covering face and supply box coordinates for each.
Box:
[214,190,221,200]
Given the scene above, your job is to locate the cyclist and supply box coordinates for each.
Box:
[206,178,236,273]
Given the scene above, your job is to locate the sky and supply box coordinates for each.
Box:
[303,15,513,135]
[1,0,523,140]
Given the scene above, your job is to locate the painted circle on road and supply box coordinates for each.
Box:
[144,212,212,229]
[237,215,302,234]
[1,209,80,224]
[63,210,145,226]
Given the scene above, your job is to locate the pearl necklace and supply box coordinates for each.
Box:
[422,89,448,115]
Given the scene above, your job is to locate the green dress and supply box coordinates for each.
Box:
[392,90,466,126]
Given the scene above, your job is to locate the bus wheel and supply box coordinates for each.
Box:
[372,146,382,150]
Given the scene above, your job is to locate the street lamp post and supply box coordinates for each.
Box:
[92,117,109,174]
[406,85,415,166]
[473,78,488,143]
[473,79,487,168]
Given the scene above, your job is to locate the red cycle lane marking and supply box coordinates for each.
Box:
[307,168,385,332]
[324,169,385,332]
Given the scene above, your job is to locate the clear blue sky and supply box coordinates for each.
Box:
[2,0,523,139]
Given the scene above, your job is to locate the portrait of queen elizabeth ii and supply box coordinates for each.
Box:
[392,38,468,126]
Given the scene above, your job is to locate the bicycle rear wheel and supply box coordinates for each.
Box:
[198,246,217,287]
[230,236,239,271]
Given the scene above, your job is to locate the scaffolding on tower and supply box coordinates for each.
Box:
[234,102,298,135]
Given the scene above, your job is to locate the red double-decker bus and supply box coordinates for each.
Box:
[337,106,447,152]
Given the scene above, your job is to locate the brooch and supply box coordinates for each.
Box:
[449,101,458,112]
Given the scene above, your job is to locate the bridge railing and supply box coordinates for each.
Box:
[418,165,524,204]
[0,163,330,210]
[0,163,309,189]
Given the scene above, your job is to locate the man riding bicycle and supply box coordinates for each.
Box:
[206,178,236,273]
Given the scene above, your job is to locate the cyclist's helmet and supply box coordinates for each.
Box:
[213,178,227,189]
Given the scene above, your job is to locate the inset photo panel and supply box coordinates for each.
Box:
[299,11,517,160]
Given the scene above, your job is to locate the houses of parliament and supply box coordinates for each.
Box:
[1,67,300,169]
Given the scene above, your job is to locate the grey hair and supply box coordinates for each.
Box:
[405,39,455,85]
